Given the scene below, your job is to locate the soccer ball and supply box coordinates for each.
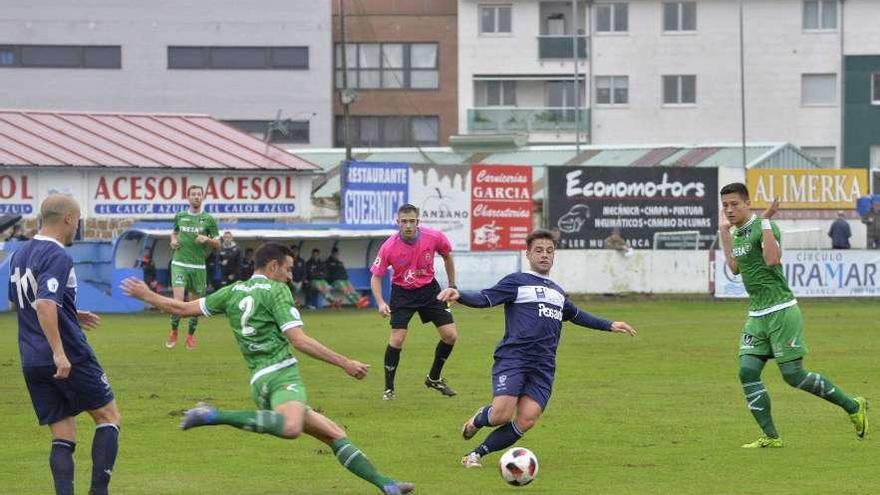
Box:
[499,447,539,486]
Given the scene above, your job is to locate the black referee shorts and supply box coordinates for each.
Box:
[389,279,454,329]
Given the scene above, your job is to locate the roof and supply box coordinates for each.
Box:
[0,109,320,171]
[290,142,820,197]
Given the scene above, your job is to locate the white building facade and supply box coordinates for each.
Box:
[458,0,880,167]
[0,0,333,147]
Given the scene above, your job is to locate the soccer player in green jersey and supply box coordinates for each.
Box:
[121,243,414,494]
[719,182,868,448]
[166,185,220,350]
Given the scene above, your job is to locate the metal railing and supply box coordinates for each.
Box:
[468,107,590,132]
[537,35,588,59]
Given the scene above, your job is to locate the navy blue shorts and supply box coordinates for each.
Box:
[491,360,554,410]
[23,356,115,425]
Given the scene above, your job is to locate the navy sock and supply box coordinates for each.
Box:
[50,439,76,495]
[384,345,401,391]
[90,424,119,495]
[474,422,523,457]
[428,341,454,380]
[473,405,494,428]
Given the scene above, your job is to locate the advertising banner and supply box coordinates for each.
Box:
[470,164,533,251]
[341,162,409,227]
[547,167,717,249]
[86,172,309,218]
[715,250,880,297]
[0,172,36,216]
[747,168,868,209]
[409,165,471,250]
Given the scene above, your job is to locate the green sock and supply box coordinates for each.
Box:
[739,355,779,438]
[779,359,859,414]
[187,317,198,335]
[331,438,394,489]
[170,314,180,331]
[346,292,360,304]
[212,410,287,438]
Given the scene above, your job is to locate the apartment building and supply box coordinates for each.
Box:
[332,0,458,147]
[0,0,333,147]
[458,0,880,167]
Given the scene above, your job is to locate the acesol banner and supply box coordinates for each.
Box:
[747,168,868,209]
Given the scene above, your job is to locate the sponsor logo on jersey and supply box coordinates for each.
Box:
[537,303,562,321]
[732,244,752,257]
[233,283,272,292]
[535,287,546,299]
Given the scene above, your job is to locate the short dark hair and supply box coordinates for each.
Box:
[254,242,290,269]
[526,229,557,250]
[187,185,205,194]
[397,204,419,216]
[311,248,320,254]
[720,182,749,200]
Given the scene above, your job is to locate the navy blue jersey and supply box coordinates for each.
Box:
[459,271,611,367]
[8,235,94,367]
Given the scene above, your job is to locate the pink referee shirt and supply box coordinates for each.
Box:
[370,227,452,289]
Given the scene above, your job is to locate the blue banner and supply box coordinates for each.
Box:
[342,162,409,226]
[93,203,296,215]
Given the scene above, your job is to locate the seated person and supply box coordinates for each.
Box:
[287,245,307,307]
[326,247,370,309]
[305,248,333,308]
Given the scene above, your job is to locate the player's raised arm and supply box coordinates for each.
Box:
[438,274,520,308]
[562,299,636,336]
[760,198,782,266]
[120,277,203,317]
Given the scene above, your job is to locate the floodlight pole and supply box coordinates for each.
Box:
[738,0,747,169]
[572,0,581,154]
[339,0,352,161]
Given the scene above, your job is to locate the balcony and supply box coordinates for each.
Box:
[537,35,588,59]
[468,107,589,133]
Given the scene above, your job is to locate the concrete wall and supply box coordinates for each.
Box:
[526,250,709,294]
[0,0,333,147]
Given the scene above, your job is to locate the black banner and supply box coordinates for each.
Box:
[874,170,879,195]
[547,167,718,249]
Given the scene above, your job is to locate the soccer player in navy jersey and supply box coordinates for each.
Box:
[8,194,120,495]
[436,229,637,468]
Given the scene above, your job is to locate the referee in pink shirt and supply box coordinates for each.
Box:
[370,204,458,401]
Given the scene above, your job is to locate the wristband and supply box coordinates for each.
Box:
[448,284,457,289]
[761,219,772,230]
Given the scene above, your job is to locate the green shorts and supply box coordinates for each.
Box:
[738,304,808,363]
[170,263,207,295]
[250,364,308,410]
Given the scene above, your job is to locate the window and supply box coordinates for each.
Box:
[167,46,308,70]
[485,81,517,106]
[663,2,696,32]
[335,43,438,90]
[0,45,121,68]
[334,116,440,147]
[662,75,696,104]
[224,120,310,144]
[596,3,628,33]
[596,76,628,104]
[872,73,880,105]
[803,1,837,30]
[801,73,837,105]
[480,5,512,34]
[801,146,836,167]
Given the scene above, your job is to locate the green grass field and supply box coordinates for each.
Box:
[1,298,877,494]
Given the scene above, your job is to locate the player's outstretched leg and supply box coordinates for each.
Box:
[303,408,415,494]
[180,402,288,438]
[850,397,869,439]
[778,359,865,437]
[462,405,493,440]
[738,355,781,447]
